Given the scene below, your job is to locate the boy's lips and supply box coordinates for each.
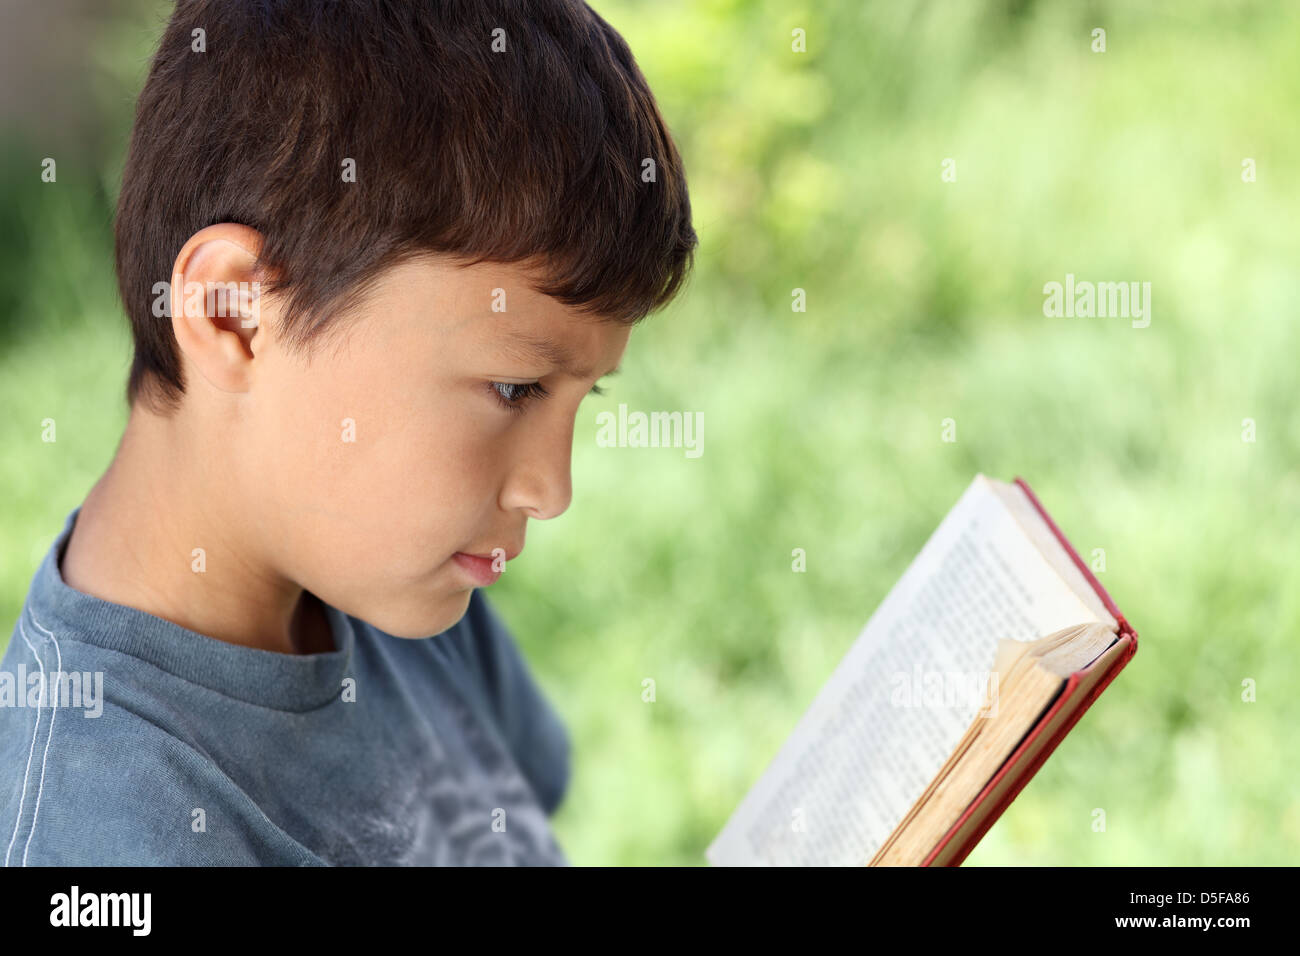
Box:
[451,549,518,586]
[458,544,523,562]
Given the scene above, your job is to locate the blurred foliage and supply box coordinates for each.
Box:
[1,0,1297,865]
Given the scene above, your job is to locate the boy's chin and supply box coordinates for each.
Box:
[363,588,475,640]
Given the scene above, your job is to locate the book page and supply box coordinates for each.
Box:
[706,474,1103,865]
[990,479,1117,630]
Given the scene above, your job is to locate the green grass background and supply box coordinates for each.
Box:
[2,0,1297,864]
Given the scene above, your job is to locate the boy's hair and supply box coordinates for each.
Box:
[116,0,697,413]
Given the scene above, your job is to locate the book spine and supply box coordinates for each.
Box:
[924,634,1136,866]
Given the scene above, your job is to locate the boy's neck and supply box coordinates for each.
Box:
[59,406,335,656]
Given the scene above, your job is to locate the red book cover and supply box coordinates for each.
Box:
[921,476,1139,866]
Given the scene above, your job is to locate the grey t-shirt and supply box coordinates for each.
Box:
[0,507,571,865]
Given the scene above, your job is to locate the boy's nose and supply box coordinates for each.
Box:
[499,424,575,520]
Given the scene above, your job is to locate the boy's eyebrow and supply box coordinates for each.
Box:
[502,331,622,379]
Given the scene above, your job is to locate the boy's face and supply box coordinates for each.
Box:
[183,249,629,639]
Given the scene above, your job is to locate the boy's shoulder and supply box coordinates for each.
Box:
[0,640,319,866]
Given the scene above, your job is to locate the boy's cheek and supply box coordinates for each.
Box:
[249,394,503,562]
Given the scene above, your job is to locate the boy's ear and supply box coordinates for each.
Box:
[169,223,273,396]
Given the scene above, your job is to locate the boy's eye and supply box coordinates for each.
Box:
[489,381,549,414]
[488,380,607,415]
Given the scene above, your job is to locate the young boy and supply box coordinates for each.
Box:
[0,0,695,865]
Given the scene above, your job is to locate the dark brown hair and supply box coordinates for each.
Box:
[115,0,697,413]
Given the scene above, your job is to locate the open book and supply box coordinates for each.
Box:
[706,474,1138,866]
